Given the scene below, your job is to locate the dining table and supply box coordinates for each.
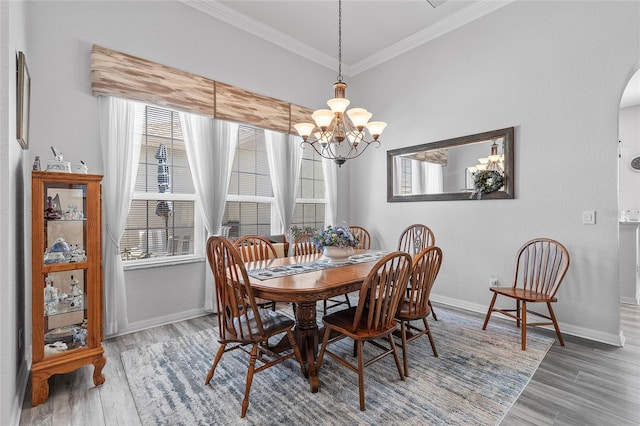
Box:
[243,249,388,393]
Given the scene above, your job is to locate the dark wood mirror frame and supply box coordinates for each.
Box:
[387,127,515,202]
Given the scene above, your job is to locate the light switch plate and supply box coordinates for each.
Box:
[582,210,596,225]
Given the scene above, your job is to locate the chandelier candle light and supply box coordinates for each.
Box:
[468,139,504,173]
[294,0,387,166]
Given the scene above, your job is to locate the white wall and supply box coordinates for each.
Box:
[348,0,640,344]
[0,1,31,424]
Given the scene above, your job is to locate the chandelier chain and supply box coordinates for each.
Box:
[337,0,342,82]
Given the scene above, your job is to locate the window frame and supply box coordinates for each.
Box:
[291,147,327,232]
[121,105,204,269]
[223,126,327,238]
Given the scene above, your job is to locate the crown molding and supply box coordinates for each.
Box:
[182,0,513,77]
[182,0,336,69]
[350,0,514,75]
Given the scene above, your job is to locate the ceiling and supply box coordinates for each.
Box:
[185,0,511,76]
[184,0,640,107]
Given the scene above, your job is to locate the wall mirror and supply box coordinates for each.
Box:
[387,127,514,202]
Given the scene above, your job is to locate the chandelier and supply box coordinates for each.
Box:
[294,0,387,167]
[468,139,504,173]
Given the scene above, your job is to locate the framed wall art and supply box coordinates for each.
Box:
[17,51,31,149]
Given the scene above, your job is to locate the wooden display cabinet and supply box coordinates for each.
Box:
[31,171,105,406]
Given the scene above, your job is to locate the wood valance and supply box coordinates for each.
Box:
[90,44,313,135]
[405,148,448,165]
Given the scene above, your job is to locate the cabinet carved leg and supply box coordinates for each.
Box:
[31,372,51,407]
[93,355,106,386]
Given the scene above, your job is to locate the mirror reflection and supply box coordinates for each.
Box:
[387,127,514,202]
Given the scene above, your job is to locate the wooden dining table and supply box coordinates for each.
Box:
[244,249,385,393]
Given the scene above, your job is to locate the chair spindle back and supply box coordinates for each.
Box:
[293,233,321,256]
[353,252,412,332]
[349,226,372,250]
[207,236,264,342]
[398,224,435,256]
[233,235,277,262]
[405,246,443,317]
[513,238,570,298]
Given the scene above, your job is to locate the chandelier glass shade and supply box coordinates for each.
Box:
[467,140,504,173]
[294,0,386,166]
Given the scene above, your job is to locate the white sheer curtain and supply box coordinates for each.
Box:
[411,159,426,194]
[180,113,238,312]
[265,130,303,234]
[393,156,403,195]
[98,96,143,336]
[394,157,443,195]
[425,162,444,193]
[322,157,338,226]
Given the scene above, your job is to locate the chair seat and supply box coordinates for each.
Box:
[490,286,558,303]
[395,299,431,322]
[229,309,295,342]
[323,307,397,340]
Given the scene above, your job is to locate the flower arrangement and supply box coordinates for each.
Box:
[470,170,505,199]
[289,225,316,241]
[312,225,360,249]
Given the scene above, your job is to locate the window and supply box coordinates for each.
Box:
[120,106,200,262]
[400,157,412,195]
[292,147,325,232]
[223,126,273,238]
[222,125,326,238]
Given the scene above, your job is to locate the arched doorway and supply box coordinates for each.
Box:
[618,68,640,307]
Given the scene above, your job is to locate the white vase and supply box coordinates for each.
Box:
[322,246,354,264]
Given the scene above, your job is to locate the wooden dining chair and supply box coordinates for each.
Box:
[234,235,278,310]
[482,238,570,350]
[395,246,442,377]
[349,225,371,250]
[293,233,321,256]
[205,236,307,418]
[317,251,412,411]
[397,224,439,321]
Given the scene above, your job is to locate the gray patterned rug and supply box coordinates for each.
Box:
[121,307,553,425]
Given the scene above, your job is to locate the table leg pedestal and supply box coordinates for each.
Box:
[294,301,320,393]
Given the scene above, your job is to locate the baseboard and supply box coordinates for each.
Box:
[431,294,488,315]
[108,308,209,339]
[107,296,625,346]
[12,357,29,426]
[430,294,623,347]
[620,296,640,305]
[559,322,623,346]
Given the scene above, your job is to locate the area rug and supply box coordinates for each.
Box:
[121,308,553,425]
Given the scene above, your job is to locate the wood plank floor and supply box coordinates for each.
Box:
[19,304,640,425]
